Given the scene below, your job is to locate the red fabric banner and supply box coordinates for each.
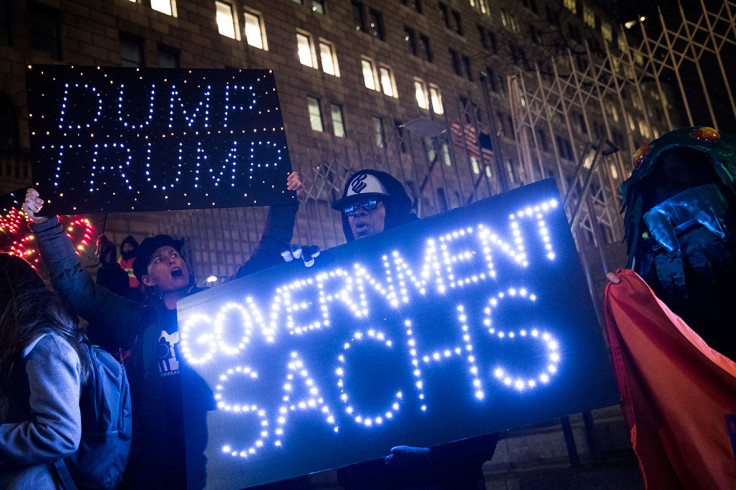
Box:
[604,269,736,489]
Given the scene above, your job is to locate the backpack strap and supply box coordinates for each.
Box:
[52,459,78,490]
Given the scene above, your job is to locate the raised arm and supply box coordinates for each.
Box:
[235,172,303,278]
[23,189,142,345]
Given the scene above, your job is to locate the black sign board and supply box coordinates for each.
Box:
[26,66,294,215]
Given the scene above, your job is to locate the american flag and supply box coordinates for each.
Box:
[450,120,480,158]
[451,121,493,164]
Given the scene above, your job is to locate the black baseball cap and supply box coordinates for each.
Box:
[132,234,183,282]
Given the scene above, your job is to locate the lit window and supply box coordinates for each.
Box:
[584,6,595,27]
[429,85,443,114]
[312,0,325,14]
[151,0,175,15]
[601,21,612,41]
[471,156,480,174]
[215,1,238,39]
[379,66,397,98]
[564,0,576,13]
[319,41,339,76]
[442,143,452,166]
[307,96,323,132]
[372,116,385,147]
[362,59,377,90]
[617,35,626,52]
[297,32,316,67]
[331,104,345,137]
[414,79,428,109]
[244,11,267,49]
[505,159,517,183]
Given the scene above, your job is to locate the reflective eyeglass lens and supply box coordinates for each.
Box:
[343,199,379,216]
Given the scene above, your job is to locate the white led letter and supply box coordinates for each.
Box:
[337,330,402,427]
[59,82,102,130]
[215,366,270,458]
[224,83,257,128]
[483,287,561,391]
[276,352,339,446]
[168,84,211,129]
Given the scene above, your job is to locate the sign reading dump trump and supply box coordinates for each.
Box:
[177,179,619,488]
[26,65,294,215]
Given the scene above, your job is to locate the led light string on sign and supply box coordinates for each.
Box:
[484,288,561,391]
[215,366,269,458]
[277,351,339,446]
[337,330,401,427]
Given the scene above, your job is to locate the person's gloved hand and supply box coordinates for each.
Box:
[384,445,430,469]
[281,244,320,267]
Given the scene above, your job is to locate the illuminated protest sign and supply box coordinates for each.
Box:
[26,65,294,215]
[177,179,619,488]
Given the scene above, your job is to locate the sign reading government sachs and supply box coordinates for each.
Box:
[26,65,294,215]
[177,179,620,488]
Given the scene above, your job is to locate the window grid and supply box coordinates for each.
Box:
[29,5,61,60]
[151,0,175,16]
[420,34,433,62]
[372,116,385,148]
[352,1,366,32]
[158,45,180,68]
[244,10,267,50]
[429,85,443,114]
[379,66,397,98]
[215,1,239,39]
[120,35,143,67]
[297,32,317,68]
[361,58,378,90]
[414,79,429,109]
[318,40,339,76]
[307,96,324,132]
[369,9,384,40]
[330,104,345,137]
[404,27,417,55]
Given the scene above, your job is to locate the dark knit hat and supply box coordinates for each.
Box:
[132,235,183,282]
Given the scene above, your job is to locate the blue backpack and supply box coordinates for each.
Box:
[53,340,133,489]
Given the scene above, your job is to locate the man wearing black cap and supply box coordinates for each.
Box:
[333,170,497,490]
[22,172,303,489]
[332,169,418,241]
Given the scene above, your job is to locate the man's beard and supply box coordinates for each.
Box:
[121,250,136,260]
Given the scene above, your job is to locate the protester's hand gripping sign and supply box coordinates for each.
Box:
[178,179,619,489]
[26,66,294,215]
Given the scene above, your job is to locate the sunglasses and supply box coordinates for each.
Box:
[342,198,381,216]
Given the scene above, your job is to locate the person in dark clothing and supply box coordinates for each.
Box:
[613,126,736,359]
[95,234,130,299]
[333,169,498,490]
[0,254,90,489]
[118,235,139,288]
[22,172,303,489]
